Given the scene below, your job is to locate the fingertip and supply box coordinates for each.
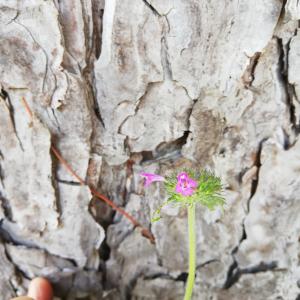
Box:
[28,277,53,300]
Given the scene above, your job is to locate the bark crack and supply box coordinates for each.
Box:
[247,138,268,210]
[160,16,172,81]
[49,146,63,221]
[13,20,49,93]
[242,52,261,88]
[139,131,190,164]
[80,1,106,128]
[51,108,62,133]
[223,138,271,289]
[0,149,4,190]
[3,242,31,281]
[6,10,19,26]
[0,88,24,151]
[0,223,78,267]
[224,261,278,289]
[0,194,13,222]
[141,0,161,16]
[91,0,104,60]
[277,35,300,134]
[56,178,82,186]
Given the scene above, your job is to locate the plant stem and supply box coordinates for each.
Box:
[184,203,196,300]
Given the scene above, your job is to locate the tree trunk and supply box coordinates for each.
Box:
[1,0,300,299]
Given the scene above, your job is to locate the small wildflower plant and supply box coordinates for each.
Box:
[140,169,225,300]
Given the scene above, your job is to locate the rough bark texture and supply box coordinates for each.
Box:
[1,0,300,299]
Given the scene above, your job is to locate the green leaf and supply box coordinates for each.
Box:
[194,170,224,210]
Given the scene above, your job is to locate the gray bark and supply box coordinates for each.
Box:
[0,0,300,299]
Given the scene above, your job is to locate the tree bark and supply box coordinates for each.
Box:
[1,0,300,299]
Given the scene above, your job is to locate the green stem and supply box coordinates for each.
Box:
[184,203,196,300]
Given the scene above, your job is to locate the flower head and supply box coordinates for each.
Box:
[140,172,165,187]
[175,172,197,196]
[142,169,225,222]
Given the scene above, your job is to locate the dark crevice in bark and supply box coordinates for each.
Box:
[6,10,19,26]
[51,109,62,133]
[141,0,161,16]
[142,271,189,283]
[248,138,267,209]
[0,223,39,250]
[143,272,174,281]
[2,243,32,281]
[93,208,114,263]
[279,0,288,21]
[81,0,105,128]
[175,272,188,282]
[0,237,27,297]
[85,0,106,127]
[138,131,190,164]
[49,143,63,220]
[0,194,13,222]
[8,279,18,297]
[279,127,292,150]
[277,36,300,135]
[242,52,261,88]
[154,131,189,158]
[0,88,24,151]
[98,237,111,262]
[89,212,113,284]
[0,167,4,188]
[161,35,173,80]
[91,0,104,60]
[224,260,239,289]
[0,151,4,188]
[196,259,220,271]
[98,169,139,270]
[132,259,219,286]
[89,166,130,277]
[160,16,172,81]
[141,260,221,285]
[224,138,268,289]
[56,178,82,186]
[85,62,105,128]
[224,261,278,289]
[223,225,246,289]
[139,151,153,162]
[92,100,106,128]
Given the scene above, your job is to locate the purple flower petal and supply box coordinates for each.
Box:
[140,172,165,187]
[175,172,197,196]
[177,172,189,183]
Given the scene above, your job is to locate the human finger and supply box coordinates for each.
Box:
[27,277,53,300]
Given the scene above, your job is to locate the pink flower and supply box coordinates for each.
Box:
[140,172,165,187]
[175,172,197,196]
